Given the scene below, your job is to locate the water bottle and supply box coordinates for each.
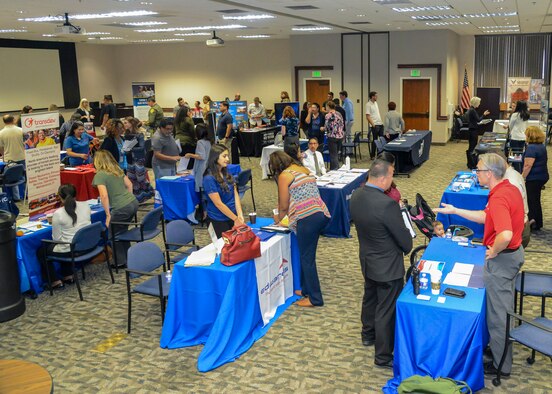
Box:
[166,270,172,283]
[420,272,429,290]
[445,228,452,239]
[345,156,351,170]
[411,267,420,295]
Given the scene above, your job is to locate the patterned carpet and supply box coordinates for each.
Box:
[2,140,551,393]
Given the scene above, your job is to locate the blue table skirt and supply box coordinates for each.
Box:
[16,209,106,294]
[319,171,367,238]
[384,238,488,393]
[156,164,241,221]
[437,172,489,239]
[160,217,301,372]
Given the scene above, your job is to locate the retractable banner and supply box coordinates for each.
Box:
[132,82,155,121]
[26,144,61,220]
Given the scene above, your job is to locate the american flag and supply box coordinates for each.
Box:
[461,68,471,110]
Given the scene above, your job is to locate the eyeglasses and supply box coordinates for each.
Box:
[472,169,490,173]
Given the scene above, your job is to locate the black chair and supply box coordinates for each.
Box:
[110,206,165,273]
[514,270,552,317]
[126,242,169,333]
[236,169,256,212]
[374,138,385,156]
[0,164,25,200]
[41,222,114,301]
[164,220,200,269]
[341,132,361,162]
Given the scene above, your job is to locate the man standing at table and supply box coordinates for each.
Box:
[350,158,413,369]
[248,97,266,127]
[435,153,524,377]
[365,91,383,160]
[151,119,180,179]
[216,101,234,157]
[0,114,26,201]
[100,95,117,130]
[340,91,354,143]
[303,137,326,177]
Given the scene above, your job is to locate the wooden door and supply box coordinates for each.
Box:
[402,79,430,130]
[306,79,330,107]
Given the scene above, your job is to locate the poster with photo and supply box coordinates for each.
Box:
[21,111,60,150]
[210,100,248,128]
[26,144,61,220]
[507,77,531,104]
[529,79,545,104]
[132,82,155,121]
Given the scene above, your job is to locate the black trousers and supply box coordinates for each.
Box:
[369,125,384,159]
[328,137,342,171]
[468,129,478,153]
[526,179,547,229]
[180,143,196,169]
[361,275,403,364]
[37,244,73,284]
[211,219,234,238]
[296,212,329,306]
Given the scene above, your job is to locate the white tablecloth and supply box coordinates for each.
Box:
[260,139,308,179]
[492,119,542,134]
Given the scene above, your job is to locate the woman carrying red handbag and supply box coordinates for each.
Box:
[203,144,244,237]
[269,145,331,307]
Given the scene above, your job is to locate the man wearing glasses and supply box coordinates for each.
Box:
[435,153,524,378]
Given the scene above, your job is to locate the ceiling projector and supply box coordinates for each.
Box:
[206,30,224,47]
[55,13,85,35]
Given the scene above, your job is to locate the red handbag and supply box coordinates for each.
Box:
[221,224,261,266]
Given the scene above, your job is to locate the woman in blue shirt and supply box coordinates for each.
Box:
[203,144,244,237]
[522,126,549,231]
[281,106,300,149]
[63,121,98,166]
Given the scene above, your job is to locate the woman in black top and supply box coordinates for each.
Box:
[465,96,490,169]
[100,119,126,170]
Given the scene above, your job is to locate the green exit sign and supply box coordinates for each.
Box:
[312,71,322,78]
[410,69,421,77]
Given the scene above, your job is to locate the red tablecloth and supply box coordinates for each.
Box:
[60,166,98,201]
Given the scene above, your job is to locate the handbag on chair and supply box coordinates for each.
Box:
[221,224,261,266]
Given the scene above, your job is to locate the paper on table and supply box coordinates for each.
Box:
[401,210,417,238]
[452,262,474,275]
[443,272,470,287]
[160,175,180,180]
[184,244,217,267]
[122,139,138,152]
[177,157,190,173]
[63,167,79,171]
[387,142,402,145]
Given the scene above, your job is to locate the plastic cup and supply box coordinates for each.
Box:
[249,212,257,224]
[430,270,442,295]
[46,214,54,224]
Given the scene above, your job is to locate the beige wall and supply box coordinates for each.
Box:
[76,44,118,104]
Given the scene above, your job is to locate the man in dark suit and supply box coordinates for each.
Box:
[350,158,413,369]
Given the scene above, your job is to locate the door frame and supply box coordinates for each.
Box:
[303,78,332,104]
[400,77,432,132]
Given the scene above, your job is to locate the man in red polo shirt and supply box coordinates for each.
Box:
[435,153,524,377]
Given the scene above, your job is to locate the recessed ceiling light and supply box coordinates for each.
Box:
[357,14,366,17]
[132,38,186,42]
[0,29,27,33]
[222,14,274,20]
[99,36,124,40]
[484,29,519,33]
[236,34,271,38]
[393,6,452,12]
[42,34,56,37]
[426,21,470,26]
[140,1,153,4]
[291,26,332,31]
[16,11,25,14]
[480,25,519,29]
[412,15,461,20]
[136,24,246,33]
[83,31,111,35]
[19,10,157,22]
[464,12,517,18]
[174,32,210,36]
[338,8,346,12]
[121,21,167,26]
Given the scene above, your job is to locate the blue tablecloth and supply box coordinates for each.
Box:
[437,172,489,239]
[384,238,488,393]
[319,171,367,238]
[16,209,106,294]
[156,164,241,221]
[383,131,432,174]
[160,217,301,372]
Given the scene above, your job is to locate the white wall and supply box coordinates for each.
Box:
[76,44,118,104]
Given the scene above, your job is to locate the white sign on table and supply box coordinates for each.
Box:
[254,234,294,326]
[21,111,59,133]
[25,144,61,220]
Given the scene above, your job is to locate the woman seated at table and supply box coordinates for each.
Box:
[100,119,127,171]
[93,150,138,268]
[268,150,330,307]
[203,144,244,237]
[184,124,212,192]
[64,121,99,167]
[37,184,91,290]
[522,126,549,231]
[175,106,197,169]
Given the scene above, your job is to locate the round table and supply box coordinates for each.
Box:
[0,359,53,393]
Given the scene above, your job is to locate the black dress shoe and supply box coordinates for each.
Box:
[362,338,375,347]
[483,362,510,377]
[375,359,393,369]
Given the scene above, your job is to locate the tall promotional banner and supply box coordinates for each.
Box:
[507,77,531,104]
[26,144,61,220]
[132,82,155,121]
[21,111,60,149]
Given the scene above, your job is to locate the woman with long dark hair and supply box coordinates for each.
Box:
[268,150,330,307]
[202,144,244,237]
[122,116,146,165]
[185,124,213,192]
[37,184,91,289]
[64,121,98,166]
[100,118,127,170]
[175,106,197,168]
[508,100,530,151]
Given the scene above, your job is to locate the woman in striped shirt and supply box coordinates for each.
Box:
[269,148,331,307]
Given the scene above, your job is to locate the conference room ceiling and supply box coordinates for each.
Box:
[1,0,551,44]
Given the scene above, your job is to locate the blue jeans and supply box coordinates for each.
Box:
[8,160,25,200]
[296,212,329,306]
